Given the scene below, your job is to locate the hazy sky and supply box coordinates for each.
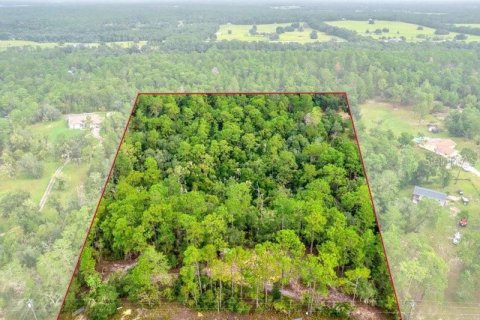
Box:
[1,0,479,3]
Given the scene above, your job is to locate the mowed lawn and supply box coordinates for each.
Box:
[216,23,343,43]
[326,20,480,43]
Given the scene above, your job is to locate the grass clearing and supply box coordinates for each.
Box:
[326,20,480,43]
[0,161,59,203]
[359,100,432,135]
[216,23,343,43]
[0,40,58,49]
[455,23,480,28]
[30,119,77,142]
[0,40,148,51]
[57,162,90,204]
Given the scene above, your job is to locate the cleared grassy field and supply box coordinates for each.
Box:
[0,40,148,50]
[326,20,480,43]
[0,161,58,203]
[0,40,57,49]
[359,100,436,135]
[216,23,343,43]
[29,118,80,141]
[455,23,480,28]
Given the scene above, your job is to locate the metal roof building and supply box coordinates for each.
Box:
[412,186,448,206]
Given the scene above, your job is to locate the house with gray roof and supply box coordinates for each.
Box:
[412,186,448,206]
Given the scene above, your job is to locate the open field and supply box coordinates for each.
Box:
[326,20,480,43]
[216,23,343,43]
[0,161,59,203]
[0,40,148,50]
[455,23,480,28]
[359,100,436,135]
[57,162,90,204]
[0,40,58,49]
[29,118,80,142]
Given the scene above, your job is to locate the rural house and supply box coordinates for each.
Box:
[412,186,448,206]
[419,138,457,159]
[66,113,102,130]
[66,113,103,138]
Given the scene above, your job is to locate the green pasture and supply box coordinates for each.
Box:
[0,161,58,204]
[326,20,480,43]
[455,23,480,28]
[0,40,148,50]
[216,23,342,43]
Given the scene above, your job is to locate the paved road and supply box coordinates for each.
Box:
[38,158,70,212]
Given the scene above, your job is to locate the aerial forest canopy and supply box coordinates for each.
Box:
[63,94,397,319]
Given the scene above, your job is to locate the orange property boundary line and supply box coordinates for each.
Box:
[56,91,403,320]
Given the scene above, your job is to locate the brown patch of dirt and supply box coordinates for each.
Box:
[96,259,137,280]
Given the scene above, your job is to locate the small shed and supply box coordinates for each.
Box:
[412,186,447,206]
[66,113,102,130]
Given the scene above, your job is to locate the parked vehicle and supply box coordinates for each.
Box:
[453,232,462,245]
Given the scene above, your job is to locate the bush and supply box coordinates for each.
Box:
[236,300,251,314]
[273,300,289,314]
[269,33,280,41]
[434,29,450,35]
[226,296,239,312]
[319,302,353,319]
[85,282,120,320]
[18,152,44,179]
[199,289,216,309]
[272,283,282,301]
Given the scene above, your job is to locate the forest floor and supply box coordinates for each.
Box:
[95,259,391,320]
[108,301,333,320]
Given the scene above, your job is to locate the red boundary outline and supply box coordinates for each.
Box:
[345,94,403,320]
[56,91,403,320]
